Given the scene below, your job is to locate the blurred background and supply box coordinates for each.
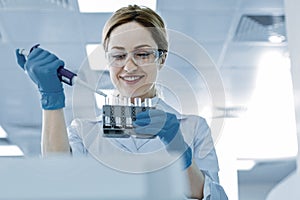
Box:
[0,0,299,199]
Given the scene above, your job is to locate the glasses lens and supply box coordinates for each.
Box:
[133,49,158,66]
[107,49,161,67]
[107,51,127,67]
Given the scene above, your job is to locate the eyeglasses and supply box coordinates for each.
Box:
[106,48,166,68]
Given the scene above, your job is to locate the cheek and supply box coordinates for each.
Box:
[109,68,120,84]
[146,67,159,81]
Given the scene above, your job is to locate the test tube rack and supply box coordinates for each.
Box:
[102,97,155,138]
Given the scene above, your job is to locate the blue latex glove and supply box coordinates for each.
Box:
[15,47,65,110]
[134,109,192,169]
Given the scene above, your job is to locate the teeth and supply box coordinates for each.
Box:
[122,76,140,81]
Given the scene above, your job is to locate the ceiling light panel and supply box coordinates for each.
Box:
[78,0,157,13]
[234,15,286,43]
[0,0,74,11]
[0,145,24,157]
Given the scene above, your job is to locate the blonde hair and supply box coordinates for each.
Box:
[102,5,168,52]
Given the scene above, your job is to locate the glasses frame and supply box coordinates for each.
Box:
[105,48,167,68]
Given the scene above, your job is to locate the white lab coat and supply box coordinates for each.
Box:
[67,97,228,200]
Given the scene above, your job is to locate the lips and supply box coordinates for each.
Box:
[119,75,144,84]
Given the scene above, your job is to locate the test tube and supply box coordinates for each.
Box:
[120,97,131,128]
[112,97,120,127]
[113,96,120,106]
[120,97,129,106]
[134,97,142,107]
[105,96,116,127]
[144,98,152,107]
[103,98,111,126]
[115,116,121,127]
[105,96,110,105]
[104,114,111,127]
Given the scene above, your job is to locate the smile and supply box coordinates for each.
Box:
[120,75,144,82]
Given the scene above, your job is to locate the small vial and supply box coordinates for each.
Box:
[122,97,131,106]
[122,97,132,128]
[134,97,142,107]
[105,116,111,126]
[127,97,132,106]
[113,96,120,106]
[106,96,118,105]
[115,116,121,127]
[105,96,118,105]
[144,98,152,107]
[126,117,133,128]
[105,96,111,105]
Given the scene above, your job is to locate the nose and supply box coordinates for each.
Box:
[124,56,138,72]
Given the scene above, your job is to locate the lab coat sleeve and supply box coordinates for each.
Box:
[67,118,88,156]
[192,117,228,200]
[202,170,228,200]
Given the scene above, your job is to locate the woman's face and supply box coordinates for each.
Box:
[107,21,162,100]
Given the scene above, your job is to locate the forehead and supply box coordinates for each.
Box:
[107,21,157,50]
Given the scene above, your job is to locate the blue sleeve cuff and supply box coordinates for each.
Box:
[41,91,65,110]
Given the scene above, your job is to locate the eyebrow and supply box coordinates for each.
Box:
[110,44,153,51]
[134,44,152,49]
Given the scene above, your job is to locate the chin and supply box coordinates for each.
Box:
[121,84,155,98]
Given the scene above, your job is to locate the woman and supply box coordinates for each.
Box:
[16,5,227,200]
